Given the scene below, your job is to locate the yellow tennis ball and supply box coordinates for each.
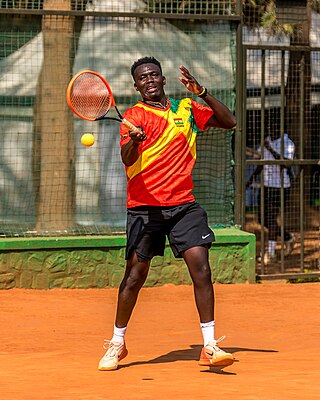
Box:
[81,133,95,147]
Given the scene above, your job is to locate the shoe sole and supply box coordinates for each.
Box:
[99,364,119,371]
[199,357,234,367]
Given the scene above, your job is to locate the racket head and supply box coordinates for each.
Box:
[66,70,116,121]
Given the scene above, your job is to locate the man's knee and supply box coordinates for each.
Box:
[190,263,212,286]
[122,260,150,290]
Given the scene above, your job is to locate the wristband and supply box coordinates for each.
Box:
[198,87,208,98]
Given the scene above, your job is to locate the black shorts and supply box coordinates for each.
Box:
[126,202,215,261]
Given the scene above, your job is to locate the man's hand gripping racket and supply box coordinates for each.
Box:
[66,70,146,142]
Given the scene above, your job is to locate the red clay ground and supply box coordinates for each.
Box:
[0,283,319,400]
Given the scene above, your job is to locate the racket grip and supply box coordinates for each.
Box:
[122,118,141,133]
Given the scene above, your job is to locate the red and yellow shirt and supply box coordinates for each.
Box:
[120,97,214,208]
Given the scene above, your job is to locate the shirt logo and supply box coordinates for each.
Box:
[174,118,184,127]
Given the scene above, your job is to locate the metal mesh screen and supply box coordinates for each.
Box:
[243,3,320,275]
[0,1,237,15]
[0,1,236,237]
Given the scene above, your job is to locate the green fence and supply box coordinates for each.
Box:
[0,1,237,237]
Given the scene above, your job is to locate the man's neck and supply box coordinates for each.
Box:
[142,97,168,109]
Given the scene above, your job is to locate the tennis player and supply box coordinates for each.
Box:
[98,56,237,371]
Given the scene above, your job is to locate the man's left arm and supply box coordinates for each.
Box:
[178,65,236,130]
[264,137,294,162]
[200,94,237,129]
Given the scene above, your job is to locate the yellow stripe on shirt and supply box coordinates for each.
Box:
[126,98,197,180]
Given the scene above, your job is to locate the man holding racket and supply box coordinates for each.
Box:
[98,56,237,371]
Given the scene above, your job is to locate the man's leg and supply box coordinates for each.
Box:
[283,188,296,255]
[182,246,214,323]
[115,250,150,327]
[98,251,150,371]
[183,245,234,367]
[264,187,279,263]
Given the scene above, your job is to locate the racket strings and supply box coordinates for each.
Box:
[70,73,112,120]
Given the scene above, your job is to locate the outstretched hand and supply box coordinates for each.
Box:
[178,65,203,95]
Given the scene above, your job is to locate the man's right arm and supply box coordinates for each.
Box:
[121,140,141,166]
[121,129,147,166]
[246,165,263,188]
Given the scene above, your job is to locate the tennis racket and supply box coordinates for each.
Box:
[66,70,141,133]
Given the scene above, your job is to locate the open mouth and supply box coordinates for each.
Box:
[146,86,157,94]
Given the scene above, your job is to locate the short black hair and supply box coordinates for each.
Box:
[130,56,162,79]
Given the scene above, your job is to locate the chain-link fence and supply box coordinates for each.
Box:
[243,1,320,276]
[1,1,319,278]
[0,0,237,237]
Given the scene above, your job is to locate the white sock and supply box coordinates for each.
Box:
[200,320,215,346]
[268,240,276,256]
[111,325,127,344]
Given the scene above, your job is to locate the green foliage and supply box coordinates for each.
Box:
[309,0,320,13]
[260,4,295,35]
[242,0,318,36]
[287,276,320,283]
[242,0,269,26]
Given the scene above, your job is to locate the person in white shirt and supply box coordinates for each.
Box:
[247,128,295,264]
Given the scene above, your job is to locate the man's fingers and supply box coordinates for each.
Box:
[179,65,188,72]
[179,77,188,85]
[139,132,147,141]
[130,130,147,142]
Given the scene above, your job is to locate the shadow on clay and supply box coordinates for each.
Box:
[119,344,278,373]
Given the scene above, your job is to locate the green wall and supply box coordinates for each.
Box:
[0,228,256,289]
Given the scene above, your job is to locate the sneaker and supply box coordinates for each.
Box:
[284,234,296,256]
[198,336,234,367]
[257,252,277,264]
[263,252,277,265]
[98,340,128,371]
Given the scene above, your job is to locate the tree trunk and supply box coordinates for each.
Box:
[33,0,76,231]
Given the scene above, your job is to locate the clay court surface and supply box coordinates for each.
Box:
[0,283,319,400]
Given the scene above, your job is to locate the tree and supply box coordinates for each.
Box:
[33,0,87,232]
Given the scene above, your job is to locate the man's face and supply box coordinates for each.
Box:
[133,63,166,102]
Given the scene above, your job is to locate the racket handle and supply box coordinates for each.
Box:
[122,118,141,134]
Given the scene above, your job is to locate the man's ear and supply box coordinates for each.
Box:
[134,82,139,91]
[163,76,166,85]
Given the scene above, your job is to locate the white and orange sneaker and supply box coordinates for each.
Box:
[198,336,234,367]
[98,340,128,371]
